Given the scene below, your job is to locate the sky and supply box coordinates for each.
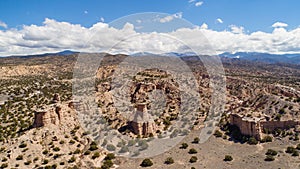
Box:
[0,0,300,56]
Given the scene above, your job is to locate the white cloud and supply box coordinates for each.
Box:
[136,20,142,23]
[1,18,300,56]
[159,12,182,23]
[195,1,203,7]
[272,22,288,28]
[100,17,105,22]
[229,25,244,34]
[188,0,196,3]
[200,23,208,29]
[84,11,88,14]
[0,21,7,29]
[216,18,223,24]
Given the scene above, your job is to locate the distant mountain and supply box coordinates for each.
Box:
[130,51,198,57]
[219,52,300,65]
[2,50,79,58]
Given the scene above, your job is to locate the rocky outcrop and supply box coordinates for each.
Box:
[33,94,78,129]
[128,102,157,137]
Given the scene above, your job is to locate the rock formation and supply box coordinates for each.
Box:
[128,102,157,137]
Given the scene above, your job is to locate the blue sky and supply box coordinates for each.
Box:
[0,0,300,56]
[0,0,299,32]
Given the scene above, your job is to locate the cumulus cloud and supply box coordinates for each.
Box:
[272,22,288,28]
[229,25,244,34]
[195,1,204,7]
[216,18,223,24]
[100,17,105,22]
[200,23,208,29]
[0,21,7,29]
[1,18,300,56]
[159,12,182,23]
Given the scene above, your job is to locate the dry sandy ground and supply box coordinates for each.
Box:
[116,130,300,169]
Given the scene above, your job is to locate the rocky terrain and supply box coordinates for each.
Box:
[0,53,299,168]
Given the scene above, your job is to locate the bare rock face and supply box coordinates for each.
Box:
[33,94,78,129]
[128,102,157,137]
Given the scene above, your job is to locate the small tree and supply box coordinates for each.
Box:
[192,137,200,144]
[265,155,275,161]
[286,146,296,154]
[140,158,153,167]
[180,143,188,149]
[248,137,258,145]
[164,157,174,165]
[188,148,197,154]
[224,155,233,161]
[104,153,116,160]
[189,156,197,163]
[265,149,277,156]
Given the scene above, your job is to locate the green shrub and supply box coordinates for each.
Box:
[261,136,272,143]
[188,148,197,154]
[264,155,275,161]
[224,155,233,161]
[248,137,258,145]
[16,155,23,160]
[104,153,116,160]
[73,149,80,154]
[286,146,296,154]
[140,158,153,167]
[92,152,100,159]
[53,147,60,152]
[292,151,299,156]
[43,159,49,164]
[42,149,49,155]
[180,143,188,149]
[19,142,27,148]
[214,130,223,138]
[189,156,197,163]
[68,156,76,163]
[192,137,200,144]
[164,157,174,164]
[265,149,277,156]
[101,159,113,169]
[84,150,91,155]
[106,144,116,151]
[0,163,8,168]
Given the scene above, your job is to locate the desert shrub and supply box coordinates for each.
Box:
[19,142,27,148]
[92,152,100,159]
[73,149,80,154]
[192,137,200,144]
[261,136,272,143]
[53,147,60,152]
[24,160,32,165]
[101,159,113,169]
[189,156,197,163]
[68,156,76,163]
[89,144,99,151]
[140,158,153,167]
[286,146,296,154]
[214,130,223,138]
[164,157,174,164]
[224,155,233,161]
[265,149,277,156]
[188,148,197,154]
[42,149,49,155]
[16,155,23,160]
[180,143,188,149]
[0,163,8,168]
[292,151,299,156]
[248,137,258,145]
[43,159,49,164]
[104,153,115,160]
[106,144,116,151]
[84,150,91,155]
[265,155,275,161]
